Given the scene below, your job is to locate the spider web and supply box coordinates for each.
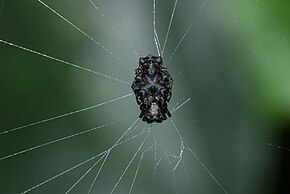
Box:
[0,0,289,193]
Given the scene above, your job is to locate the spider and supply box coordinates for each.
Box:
[131,54,173,123]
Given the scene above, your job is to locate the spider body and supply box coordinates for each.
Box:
[131,54,173,123]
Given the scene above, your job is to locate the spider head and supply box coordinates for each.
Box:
[139,54,163,75]
[139,54,162,65]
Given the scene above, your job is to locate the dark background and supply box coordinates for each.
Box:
[0,0,289,193]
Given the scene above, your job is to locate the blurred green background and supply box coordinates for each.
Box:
[0,0,289,193]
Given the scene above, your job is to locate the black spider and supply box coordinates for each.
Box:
[131,54,173,123]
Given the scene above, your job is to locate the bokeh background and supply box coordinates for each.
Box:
[0,0,289,193]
